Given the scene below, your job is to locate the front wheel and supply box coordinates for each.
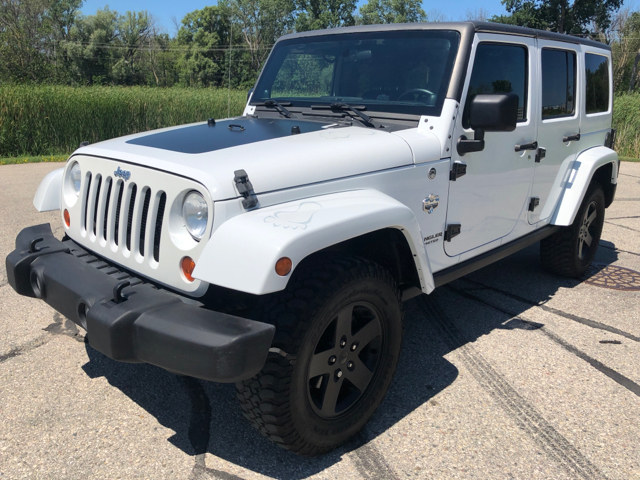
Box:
[236,255,404,456]
[541,182,605,277]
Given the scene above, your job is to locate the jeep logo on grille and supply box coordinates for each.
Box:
[114,167,131,181]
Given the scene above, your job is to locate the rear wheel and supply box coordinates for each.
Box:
[541,182,605,277]
[236,255,403,456]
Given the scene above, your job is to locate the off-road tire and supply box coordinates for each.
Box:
[236,255,404,456]
[540,182,605,277]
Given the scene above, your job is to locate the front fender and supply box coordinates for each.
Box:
[33,168,63,212]
[193,190,433,295]
[550,146,618,226]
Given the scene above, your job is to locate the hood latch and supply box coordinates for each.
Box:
[234,169,259,209]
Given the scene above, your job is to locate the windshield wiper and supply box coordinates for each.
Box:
[261,99,294,118]
[311,103,380,128]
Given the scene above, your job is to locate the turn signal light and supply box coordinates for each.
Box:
[181,256,196,282]
[275,257,292,276]
[63,209,70,227]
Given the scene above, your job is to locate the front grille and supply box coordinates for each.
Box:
[82,173,166,262]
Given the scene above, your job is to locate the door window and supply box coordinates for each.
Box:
[541,49,576,118]
[463,43,528,128]
[585,54,609,114]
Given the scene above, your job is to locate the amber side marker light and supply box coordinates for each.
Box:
[63,209,71,227]
[275,257,292,276]
[181,256,196,282]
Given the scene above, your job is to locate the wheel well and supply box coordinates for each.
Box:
[312,228,422,291]
[592,162,615,208]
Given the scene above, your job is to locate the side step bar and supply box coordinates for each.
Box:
[432,225,560,289]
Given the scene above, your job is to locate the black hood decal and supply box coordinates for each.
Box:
[126,117,329,154]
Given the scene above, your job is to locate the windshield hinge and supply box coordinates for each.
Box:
[234,169,259,209]
[450,162,467,181]
[444,224,461,242]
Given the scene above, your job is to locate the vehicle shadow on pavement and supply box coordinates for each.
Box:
[80,242,619,478]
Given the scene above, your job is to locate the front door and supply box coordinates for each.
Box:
[445,35,537,257]
[529,41,581,224]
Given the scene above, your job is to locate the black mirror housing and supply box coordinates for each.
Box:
[469,93,519,132]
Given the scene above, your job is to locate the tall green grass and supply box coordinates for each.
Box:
[0,86,246,157]
[613,94,640,159]
[2,86,639,158]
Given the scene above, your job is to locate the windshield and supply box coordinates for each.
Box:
[252,30,460,117]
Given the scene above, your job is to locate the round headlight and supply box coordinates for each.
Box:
[182,192,208,241]
[70,162,82,196]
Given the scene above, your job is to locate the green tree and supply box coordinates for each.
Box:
[177,5,232,86]
[295,0,357,31]
[358,0,426,25]
[226,0,295,73]
[491,0,625,34]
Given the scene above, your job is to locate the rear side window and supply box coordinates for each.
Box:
[464,43,528,128]
[585,54,609,114]
[541,49,576,118]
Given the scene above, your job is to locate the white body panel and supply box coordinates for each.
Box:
[550,146,618,226]
[529,40,583,225]
[195,190,433,295]
[445,34,538,257]
[34,168,63,212]
[77,124,414,200]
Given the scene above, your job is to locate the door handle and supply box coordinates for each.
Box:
[515,141,538,152]
[563,133,581,142]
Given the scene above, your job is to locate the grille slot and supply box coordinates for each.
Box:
[126,184,137,251]
[114,181,124,246]
[102,178,112,241]
[83,173,92,232]
[139,188,151,257]
[92,175,102,236]
[154,192,166,262]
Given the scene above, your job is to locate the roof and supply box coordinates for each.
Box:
[279,21,611,51]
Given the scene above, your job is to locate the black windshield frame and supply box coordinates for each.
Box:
[251,30,461,118]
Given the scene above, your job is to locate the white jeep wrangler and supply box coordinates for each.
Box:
[7,22,618,455]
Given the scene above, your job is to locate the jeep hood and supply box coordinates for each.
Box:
[75,117,433,200]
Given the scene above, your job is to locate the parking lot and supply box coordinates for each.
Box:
[1,162,639,479]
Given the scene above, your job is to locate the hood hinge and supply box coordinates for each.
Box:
[444,224,461,242]
[450,161,467,181]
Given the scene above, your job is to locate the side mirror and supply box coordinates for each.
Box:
[469,93,519,132]
[458,93,519,155]
[247,88,254,102]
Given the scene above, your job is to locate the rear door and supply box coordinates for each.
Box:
[529,41,581,224]
[445,34,537,257]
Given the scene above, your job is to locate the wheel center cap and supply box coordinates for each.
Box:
[339,351,349,365]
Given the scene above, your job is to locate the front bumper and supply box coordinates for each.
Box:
[6,224,275,382]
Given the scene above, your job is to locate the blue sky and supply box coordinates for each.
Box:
[80,0,510,36]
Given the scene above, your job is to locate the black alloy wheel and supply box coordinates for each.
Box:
[307,302,383,419]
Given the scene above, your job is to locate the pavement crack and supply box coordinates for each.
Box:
[619,172,640,179]
[444,286,640,400]
[0,334,51,364]
[613,197,640,201]
[458,279,640,343]
[607,215,640,220]
[418,296,607,480]
[598,242,640,258]
[604,221,640,233]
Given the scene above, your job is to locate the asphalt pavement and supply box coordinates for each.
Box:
[1,162,639,479]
